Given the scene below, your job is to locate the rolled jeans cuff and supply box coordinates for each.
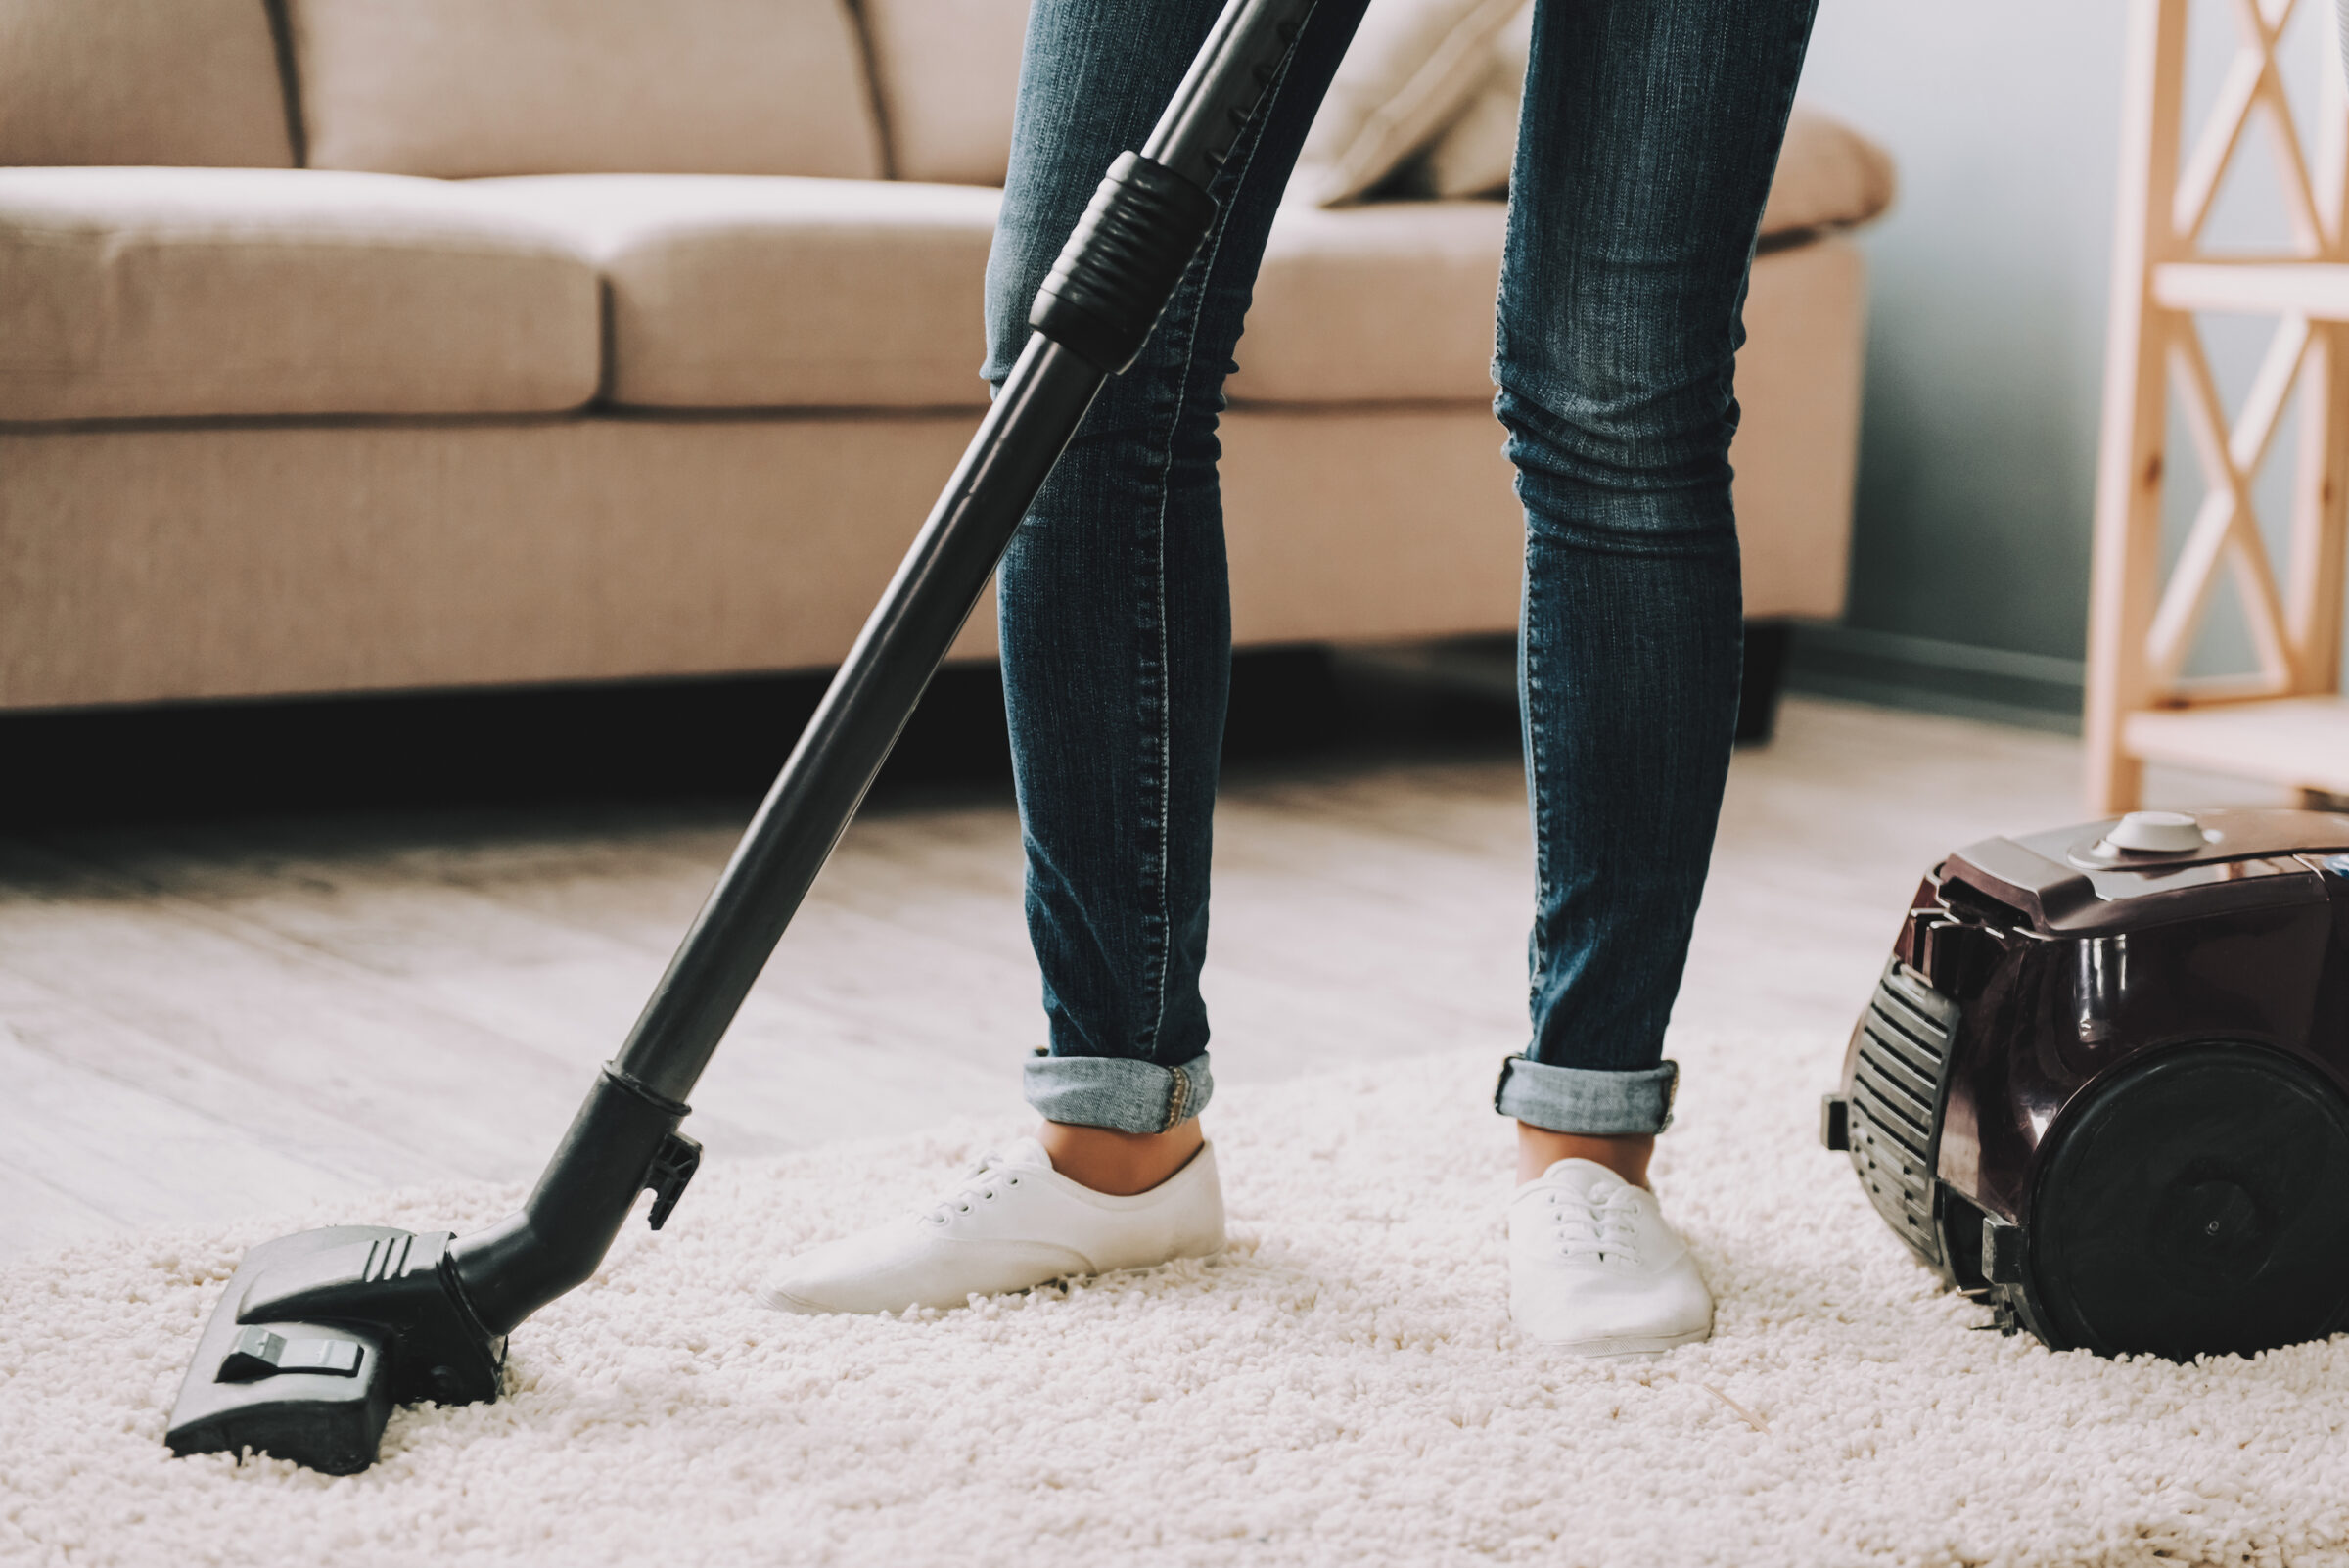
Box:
[1024,1049,1214,1134]
[1494,1055,1678,1135]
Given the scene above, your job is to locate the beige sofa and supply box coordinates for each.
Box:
[0,0,1888,713]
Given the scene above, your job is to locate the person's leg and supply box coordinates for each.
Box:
[1497,0,1818,1164]
[1494,0,1818,1351]
[988,0,1361,1190]
[760,0,1367,1314]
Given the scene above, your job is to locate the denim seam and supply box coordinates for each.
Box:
[1520,557,1550,1022]
[1132,335,1177,1059]
[1137,97,1268,1063]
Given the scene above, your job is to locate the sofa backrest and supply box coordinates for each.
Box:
[0,0,295,167]
[858,0,1031,187]
[286,0,886,179]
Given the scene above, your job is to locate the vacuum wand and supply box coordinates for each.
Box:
[167,0,1321,1474]
[449,0,1320,1362]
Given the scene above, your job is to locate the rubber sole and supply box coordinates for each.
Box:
[755,1284,836,1315]
[1514,1322,1714,1360]
[755,1241,1227,1317]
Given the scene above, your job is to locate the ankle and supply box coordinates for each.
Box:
[1038,1119,1204,1196]
[1517,1124,1653,1188]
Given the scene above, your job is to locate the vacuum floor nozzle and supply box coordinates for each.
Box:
[165,1226,502,1474]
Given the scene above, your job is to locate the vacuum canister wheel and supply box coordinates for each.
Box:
[2030,1044,2349,1359]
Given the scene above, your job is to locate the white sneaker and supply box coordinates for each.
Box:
[1508,1158,1713,1357]
[756,1137,1225,1314]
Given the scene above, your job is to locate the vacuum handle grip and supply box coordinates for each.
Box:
[1025,0,1322,375]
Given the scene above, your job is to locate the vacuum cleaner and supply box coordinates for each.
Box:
[164,0,1325,1475]
[1823,807,2349,1359]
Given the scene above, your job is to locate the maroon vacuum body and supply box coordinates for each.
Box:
[1824,807,2349,1358]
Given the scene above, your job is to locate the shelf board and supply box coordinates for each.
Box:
[2151,261,2349,319]
[2124,695,2349,795]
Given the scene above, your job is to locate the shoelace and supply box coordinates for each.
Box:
[1545,1181,1642,1266]
[920,1150,1034,1225]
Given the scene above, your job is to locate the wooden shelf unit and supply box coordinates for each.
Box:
[2086,0,2349,809]
[2125,693,2349,792]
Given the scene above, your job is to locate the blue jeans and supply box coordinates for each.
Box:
[984,0,1818,1137]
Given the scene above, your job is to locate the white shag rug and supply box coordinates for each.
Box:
[7,1028,2349,1568]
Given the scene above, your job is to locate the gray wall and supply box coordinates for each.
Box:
[1785,0,2343,727]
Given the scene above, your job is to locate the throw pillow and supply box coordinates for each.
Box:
[1402,30,1900,248]
[1757,109,1900,238]
[1293,0,1527,207]
[1410,0,1531,201]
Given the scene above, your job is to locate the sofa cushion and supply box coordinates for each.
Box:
[0,0,293,168]
[1411,3,1533,200]
[1228,200,1506,404]
[476,175,1002,410]
[859,0,1031,186]
[289,0,884,180]
[1295,0,1527,207]
[0,168,601,422]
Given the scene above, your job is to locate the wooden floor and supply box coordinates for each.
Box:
[0,694,2277,1263]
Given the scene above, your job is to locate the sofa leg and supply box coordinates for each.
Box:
[1736,621,1791,747]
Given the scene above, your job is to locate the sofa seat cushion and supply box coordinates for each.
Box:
[475,175,1003,410]
[1229,199,1507,404]
[0,168,601,423]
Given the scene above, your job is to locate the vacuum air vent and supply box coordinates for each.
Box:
[1847,962,1961,1265]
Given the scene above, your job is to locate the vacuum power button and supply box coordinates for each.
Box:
[2106,811,2205,853]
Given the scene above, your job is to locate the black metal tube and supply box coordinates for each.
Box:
[613,337,1104,1103]
[1144,0,1318,187]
